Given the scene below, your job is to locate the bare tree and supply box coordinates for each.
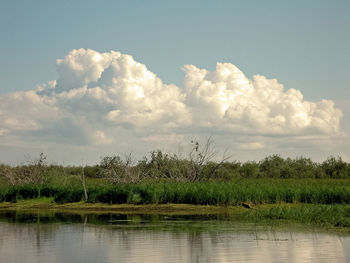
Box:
[62,162,68,186]
[99,153,143,184]
[1,164,17,186]
[1,153,48,186]
[188,136,230,182]
[81,166,88,202]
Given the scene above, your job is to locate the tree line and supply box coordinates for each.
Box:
[1,147,349,186]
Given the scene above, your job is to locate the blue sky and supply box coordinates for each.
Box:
[1,0,349,99]
[0,0,349,164]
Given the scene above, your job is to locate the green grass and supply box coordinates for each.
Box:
[0,179,349,205]
[1,199,349,231]
[1,153,349,230]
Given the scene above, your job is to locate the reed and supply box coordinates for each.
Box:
[0,179,349,205]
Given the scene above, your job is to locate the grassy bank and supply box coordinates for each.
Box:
[1,198,349,231]
[1,151,349,231]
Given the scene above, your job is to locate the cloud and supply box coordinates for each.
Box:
[55,49,190,132]
[238,142,265,150]
[183,63,342,135]
[0,89,60,133]
[0,48,345,163]
[55,48,112,92]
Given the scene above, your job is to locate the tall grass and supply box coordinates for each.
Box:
[254,204,350,228]
[1,152,349,207]
[1,179,349,205]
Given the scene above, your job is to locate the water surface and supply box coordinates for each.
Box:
[0,211,349,263]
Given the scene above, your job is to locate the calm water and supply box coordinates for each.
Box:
[0,211,349,263]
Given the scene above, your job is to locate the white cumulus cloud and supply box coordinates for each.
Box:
[0,48,345,163]
[183,63,342,135]
[55,49,190,131]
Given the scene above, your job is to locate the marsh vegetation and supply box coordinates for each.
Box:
[0,139,349,228]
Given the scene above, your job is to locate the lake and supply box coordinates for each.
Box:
[0,211,349,263]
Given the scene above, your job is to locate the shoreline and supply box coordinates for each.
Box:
[0,198,350,233]
[0,198,243,214]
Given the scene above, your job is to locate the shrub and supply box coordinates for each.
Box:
[322,156,349,178]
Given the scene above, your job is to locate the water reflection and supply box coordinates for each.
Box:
[0,211,349,263]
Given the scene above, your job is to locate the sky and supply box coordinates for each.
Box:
[0,0,349,165]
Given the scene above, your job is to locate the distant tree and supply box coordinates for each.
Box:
[259,154,286,178]
[1,153,48,186]
[99,153,143,184]
[322,156,349,178]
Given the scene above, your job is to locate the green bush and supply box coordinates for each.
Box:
[322,156,350,178]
